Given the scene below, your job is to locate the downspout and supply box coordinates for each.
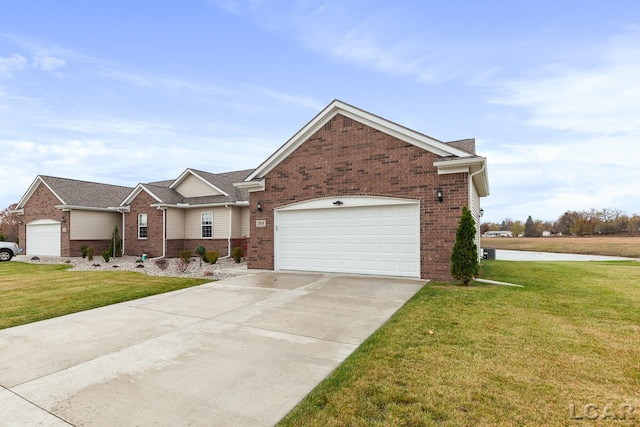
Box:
[469,164,486,260]
[113,209,126,255]
[224,204,232,259]
[150,207,167,260]
[122,212,126,255]
[162,207,166,258]
[469,164,485,210]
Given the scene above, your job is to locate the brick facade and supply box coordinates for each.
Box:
[167,238,228,258]
[124,192,164,258]
[248,114,469,281]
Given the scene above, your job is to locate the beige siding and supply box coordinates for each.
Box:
[166,208,185,239]
[174,174,223,198]
[184,207,230,239]
[470,182,482,258]
[70,211,121,240]
[230,207,242,238]
[239,206,250,237]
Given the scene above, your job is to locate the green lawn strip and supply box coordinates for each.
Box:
[0,262,209,330]
[278,261,640,426]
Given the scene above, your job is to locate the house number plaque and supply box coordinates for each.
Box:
[256,219,267,228]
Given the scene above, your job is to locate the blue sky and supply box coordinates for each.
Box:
[1,1,639,223]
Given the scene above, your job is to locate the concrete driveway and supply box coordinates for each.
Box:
[0,272,424,426]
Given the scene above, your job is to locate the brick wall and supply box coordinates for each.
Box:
[167,238,230,258]
[124,192,164,258]
[248,114,469,281]
[69,240,111,257]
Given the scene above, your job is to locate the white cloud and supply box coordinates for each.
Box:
[207,1,457,83]
[479,28,640,222]
[32,55,66,72]
[490,29,640,136]
[0,53,27,74]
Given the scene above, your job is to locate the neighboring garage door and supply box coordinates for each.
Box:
[276,198,420,278]
[27,219,61,256]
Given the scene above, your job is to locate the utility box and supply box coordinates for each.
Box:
[483,248,496,260]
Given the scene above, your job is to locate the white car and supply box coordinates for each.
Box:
[0,242,20,261]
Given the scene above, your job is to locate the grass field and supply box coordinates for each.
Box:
[279,260,640,426]
[0,262,209,329]
[481,236,640,258]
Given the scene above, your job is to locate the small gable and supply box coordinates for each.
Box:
[172,172,225,198]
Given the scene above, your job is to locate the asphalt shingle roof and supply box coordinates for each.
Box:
[35,168,254,209]
[139,168,254,205]
[40,176,133,208]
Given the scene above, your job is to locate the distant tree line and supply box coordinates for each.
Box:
[481,208,640,237]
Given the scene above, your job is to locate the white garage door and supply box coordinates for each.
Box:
[276,200,420,278]
[27,220,61,256]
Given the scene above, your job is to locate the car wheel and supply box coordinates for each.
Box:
[0,250,13,262]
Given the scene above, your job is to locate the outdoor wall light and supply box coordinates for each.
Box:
[61,216,66,223]
[18,220,23,225]
[480,208,484,217]
[436,188,444,203]
[257,202,263,212]
[333,200,344,206]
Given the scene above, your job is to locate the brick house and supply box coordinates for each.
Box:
[13,169,252,259]
[236,100,489,281]
[119,169,252,258]
[13,176,133,257]
[13,99,489,280]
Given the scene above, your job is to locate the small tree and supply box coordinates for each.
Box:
[232,246,243,263]
[194,245,206,267]
[450,206,479,286]
[524,216,536,237]
[109,225,122,257]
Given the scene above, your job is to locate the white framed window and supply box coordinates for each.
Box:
[138,213,148,239]
[201,212,213,238]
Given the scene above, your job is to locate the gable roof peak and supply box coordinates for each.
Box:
[244,99,474,182]
[16,175,133,209]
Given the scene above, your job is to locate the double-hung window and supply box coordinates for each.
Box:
[138,213,148,239]
[201,212,213,238]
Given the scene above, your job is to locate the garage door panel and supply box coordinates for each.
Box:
[277,202,420,278]
[27,222,61,257]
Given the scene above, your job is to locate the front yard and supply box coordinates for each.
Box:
[2,257,639,424]
[279,260,640,425]
[0,262,209,329]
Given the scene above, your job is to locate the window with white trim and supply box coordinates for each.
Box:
[138,213,148,239]
[201,212,213,238]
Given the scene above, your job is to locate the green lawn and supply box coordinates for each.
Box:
[0,262,209,330]
[279,260,640,426]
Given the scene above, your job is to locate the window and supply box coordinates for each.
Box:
[201,212,213,238]
[138,213,148,239]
